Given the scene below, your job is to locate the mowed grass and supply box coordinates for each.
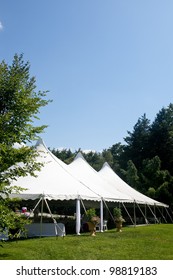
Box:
[0,224,173,260]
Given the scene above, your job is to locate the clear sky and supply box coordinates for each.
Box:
[1,0,173,151]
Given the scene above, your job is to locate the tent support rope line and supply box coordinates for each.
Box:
[165,207,173,223]
[135,202,149,225]
[122,202,135,225]
[147,204,159,224]
[44,197,65,236]
[156,206,167,223]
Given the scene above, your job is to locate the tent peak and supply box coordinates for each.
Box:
[35,138,45,148]
[102,162,111,169]
[74,152,86,161]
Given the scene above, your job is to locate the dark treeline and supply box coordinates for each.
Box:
[50,103,173,207]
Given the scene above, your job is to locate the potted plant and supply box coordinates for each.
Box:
[113,207,125,232]
[84,208,100,236]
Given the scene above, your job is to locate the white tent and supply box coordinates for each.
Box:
[8,139,170,235]
[98,162,167,207]
[9,139,102,235]
[68,152,134,203]
[68,153,169,226]
[10,139,101,202]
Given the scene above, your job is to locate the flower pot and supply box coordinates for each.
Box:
[87,222,96,236]
[115,221,123,232]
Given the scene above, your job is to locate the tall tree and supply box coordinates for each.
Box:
[84,151,104,171]
[102,149,113,167]
[123,114,151,170]
[0,54,50,232]
[149,103,173,174]
[109,142,124,174]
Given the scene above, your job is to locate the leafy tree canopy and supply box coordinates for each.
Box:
[0,54,50,232]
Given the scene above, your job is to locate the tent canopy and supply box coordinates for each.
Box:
[9,139,168,207]
[10,139,101,201]
[98,162,168,207]
[68,152,134,203]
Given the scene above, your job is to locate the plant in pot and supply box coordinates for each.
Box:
[84,208,100,236]
[113,207,125,232]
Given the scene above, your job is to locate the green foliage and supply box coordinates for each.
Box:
[121,160,140,190]
[146,187,156,199]
[123,114,151,169]
[51,103,173,207]
[84,208,97,222]
[113,207,122,218]
[149,103,173,173]
[84,152,104,171]
[51,148,74,164]
[0,54,49,235]
[113,207,125,222]
[0,199,30,239]
[0,54,49,190]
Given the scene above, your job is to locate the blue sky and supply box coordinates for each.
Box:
[1,0,173,151]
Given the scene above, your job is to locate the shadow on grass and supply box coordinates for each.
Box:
[0,253,10,258]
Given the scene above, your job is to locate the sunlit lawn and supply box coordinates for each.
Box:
[0,224,173,260]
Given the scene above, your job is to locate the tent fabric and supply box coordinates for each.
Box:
[98,162,168,207]
[68,153,134,203]
[9,139,168,207]
[9,139,101,202]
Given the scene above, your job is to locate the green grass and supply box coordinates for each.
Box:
[0,224,173,260]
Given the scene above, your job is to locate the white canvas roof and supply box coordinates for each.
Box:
[98,162,167,207]
[9,139,168,207]
[10,139,101,201]
[68,153,134,203]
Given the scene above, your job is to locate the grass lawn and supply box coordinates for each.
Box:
[0,224,173,260]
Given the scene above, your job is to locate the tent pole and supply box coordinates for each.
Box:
[32,197,42,213]
[154,204,156,224]
[133,201,136,227]
[80,199,87,213]
[122,202,135,225]
[24,197,42,221]
[165,207,173,223]
[44,198,54,220]
[76,197,81,235]
[147,204,159,223]
[100,199,104,232]
[145,204,147,220]
[156,206,167,223]
[102,199,115,223]
[44,198,65,236]
[40,195,44,238]
[136,203,149,224]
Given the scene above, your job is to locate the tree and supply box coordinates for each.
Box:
[84,151,104,171]
[121,160,140,190]
[109,142,124,174]
[149,103,173,174]
[102,149,113,167]
[0,54,50,234]
[51,148,74,164]
[140,156,171,194]
[123,114,151,170]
